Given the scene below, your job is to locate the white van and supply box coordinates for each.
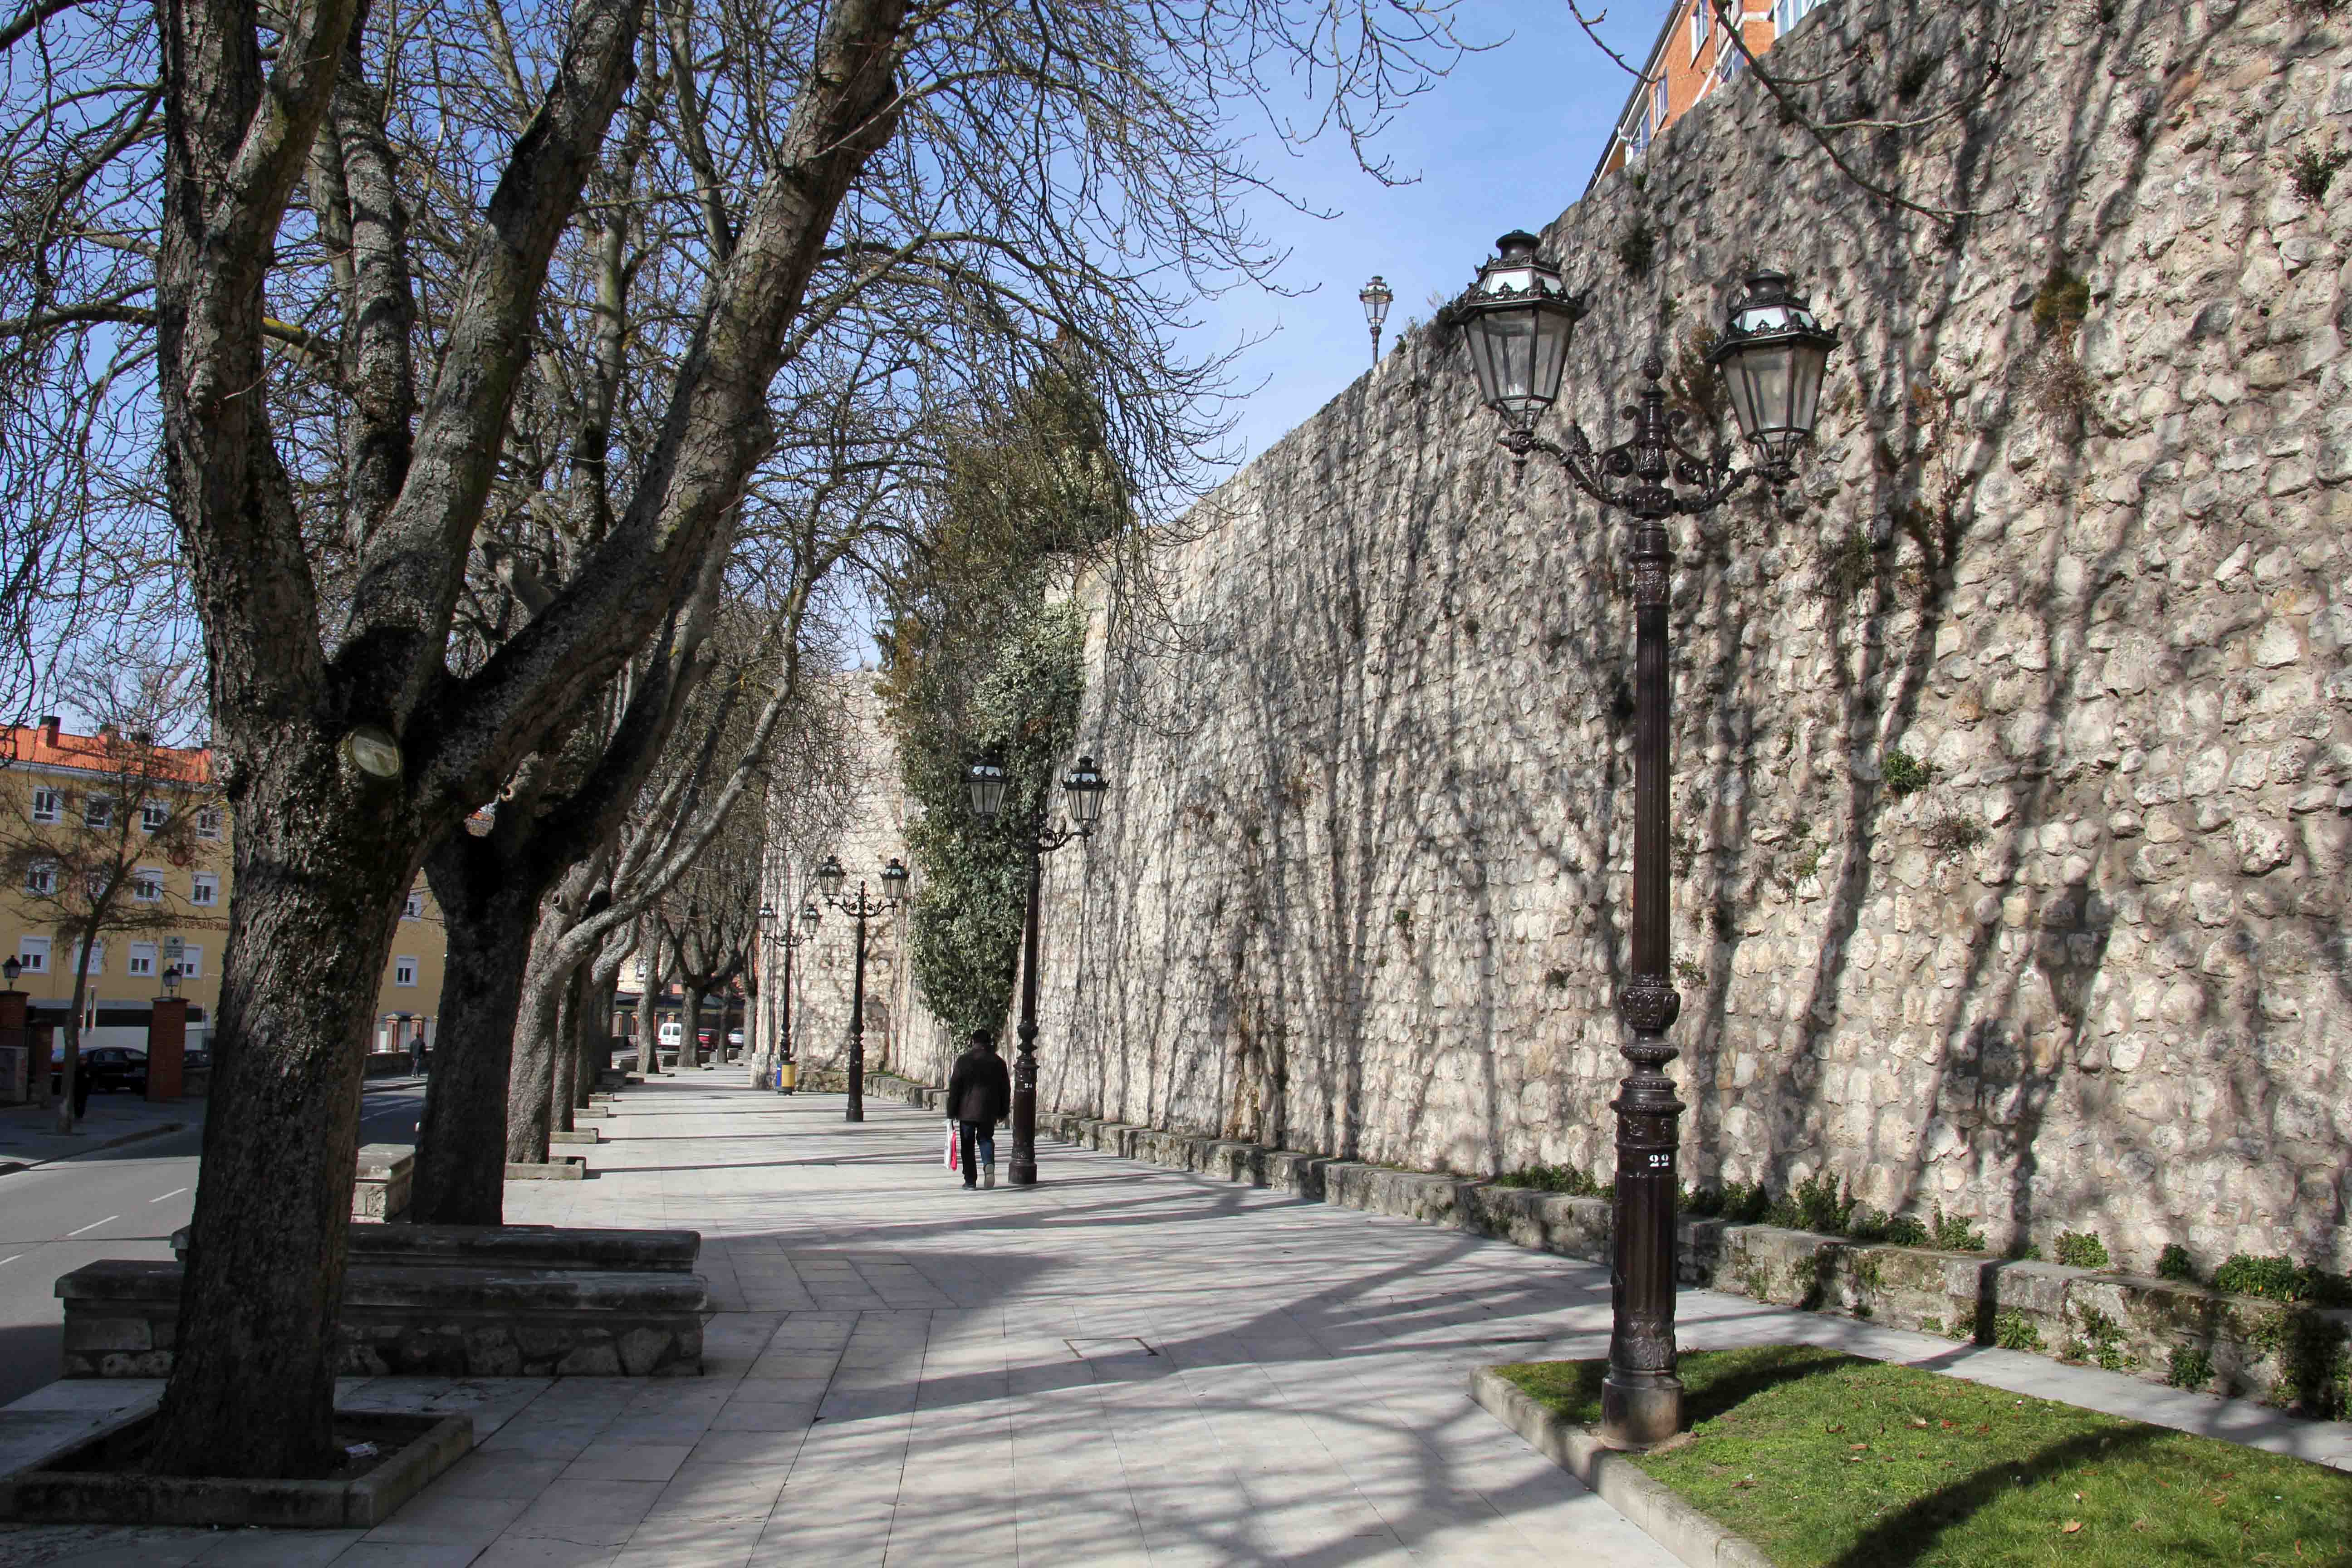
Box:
[657,1019,682,1047]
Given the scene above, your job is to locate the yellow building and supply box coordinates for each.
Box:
[1,716,447,1064]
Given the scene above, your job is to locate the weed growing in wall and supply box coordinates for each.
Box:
[1926,811,1987,859]
[1881,749,1933,795]
[2157,1244,2201,1284]
[1617,218,1655,279]
[1994,1311,2046,1352]
[2288,143,2348,205]
[2168,1344,2214,1391]
[2054,1231,2112,1269]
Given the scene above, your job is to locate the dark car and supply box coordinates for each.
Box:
[52,1046,148,1095]
[183,1044,211,1074]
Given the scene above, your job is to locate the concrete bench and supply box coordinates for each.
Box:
[354,1144,413,1222]
[58,1259,706,1379]
[172,1223,700,1274]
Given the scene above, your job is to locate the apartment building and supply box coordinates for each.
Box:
[0,717,446,1058]
[1588,0,1829,190]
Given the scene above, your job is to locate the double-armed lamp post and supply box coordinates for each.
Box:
[755,900,819,1093]
[1451,230,1838,1449]
[965,752,1108,1186]
[814,855,907,1122]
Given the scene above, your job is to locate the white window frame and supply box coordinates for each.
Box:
[128,941,157,977]
[73,939,103,976]
[195,806,222,840]
[394,956,418,987]
[403,890,423,920]
[191,872,220,907]
[1654,75,1670,134]
[30,787,62,823]
[17,936,49,973]
[83,795,113,829]
[141,800,170,833]
[24,859,56,896]
[176,943,203,979]
[132,866,166,903]
[1690,1,1707,59]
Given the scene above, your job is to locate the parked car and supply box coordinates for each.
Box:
[726,1029,744,1050]
[182,1044,212,1074]
[50,1045,147,1095]
[657,1019,682,1047]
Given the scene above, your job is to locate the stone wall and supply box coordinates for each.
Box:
[792,0,2352,1271]
[1048,0,2352,1271]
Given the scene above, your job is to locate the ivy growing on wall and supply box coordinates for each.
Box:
[876,365,1126,1037]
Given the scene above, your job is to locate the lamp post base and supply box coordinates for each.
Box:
[1600,1369,1684,1450]
[1008,1159,1038,1186]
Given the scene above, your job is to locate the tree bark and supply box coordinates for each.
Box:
[681,985,703,1070]
[409,834,541,1224]
[149,750,416,1478]
[635,936,665,1075]
[550,965,580,1135]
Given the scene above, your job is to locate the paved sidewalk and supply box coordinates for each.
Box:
[3,1077,2347,1566]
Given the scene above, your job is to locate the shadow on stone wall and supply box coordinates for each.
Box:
[994,0,2349,1269]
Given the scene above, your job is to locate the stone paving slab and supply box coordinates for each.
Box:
[6,1079,2348,1565]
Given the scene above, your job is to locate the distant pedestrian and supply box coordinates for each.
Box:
[944,1029,1011,1191]
[409,1026,428,1078]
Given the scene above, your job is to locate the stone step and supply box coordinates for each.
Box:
[505,1157,586,1181]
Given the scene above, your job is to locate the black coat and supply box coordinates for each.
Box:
[946,1047,1011,1126]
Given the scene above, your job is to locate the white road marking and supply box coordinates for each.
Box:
[0,1254,20,1267]
[65,1215,118,1237]
[149,1187,189,1203]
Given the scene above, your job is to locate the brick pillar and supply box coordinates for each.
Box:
[147,997,189,1102]
[0,989,24,1103]
[28,1019,53,1105]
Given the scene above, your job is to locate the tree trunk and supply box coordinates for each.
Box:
[681,986,703,1070]
[148,746,415,1479]
[550,966,580,1136]
[409,838,542,1225]
[635,940,665,1076]
[57,929,91,1133]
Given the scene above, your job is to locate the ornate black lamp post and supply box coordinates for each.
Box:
[1359,275,1394,365]
[1453,231,1838,1450]
[814,855,907,1122]
[756,900,819,1094]
[965,752,1108,1186]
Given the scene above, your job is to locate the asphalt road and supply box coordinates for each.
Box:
[0,1080,427,1407]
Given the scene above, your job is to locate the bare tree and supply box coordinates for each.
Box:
[3,0,1470,1481]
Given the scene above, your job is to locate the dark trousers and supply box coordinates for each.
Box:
[957,1121,996,1184]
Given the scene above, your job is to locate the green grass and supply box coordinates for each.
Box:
[1495,1346,2352,1567]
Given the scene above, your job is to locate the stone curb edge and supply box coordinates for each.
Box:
[1467,1367,1774,1568]
[0,1120,188,1176]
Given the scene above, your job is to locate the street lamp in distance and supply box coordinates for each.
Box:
[1359,275,1394,365]
[815,856,906,1121]
[965,751,1110,1185]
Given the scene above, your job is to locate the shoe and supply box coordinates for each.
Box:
[983,1164,995,1190]
[962,1181,977,1190]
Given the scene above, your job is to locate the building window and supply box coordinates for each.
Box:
[394,956,418,987]
[142,801,170,833]
[31,788,61,823]
[133,867,165,903]
[403,890,424,920]
[191,872,220,906]
[128,941,157,977]
[1771,0,1821,35]
[83,795,113,829]
[24,859,55,896]
[1654,75,1670,134]
[176,944,203,979]
[1690,1,1707,59]
[73,940,103,976]
[17,936,49,973]
[195,807,222,840]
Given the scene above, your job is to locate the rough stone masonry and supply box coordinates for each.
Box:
[811,0,2352,1273]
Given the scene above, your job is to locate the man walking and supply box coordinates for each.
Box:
[944,1029,1012,1191]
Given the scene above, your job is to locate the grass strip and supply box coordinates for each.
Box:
[1496,1345,2352,1567]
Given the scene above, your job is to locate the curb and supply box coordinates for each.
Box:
[0,1120,190,1175]
[1468,1367,1774,1568]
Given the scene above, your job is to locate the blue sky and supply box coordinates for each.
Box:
[1181,0,1658,470]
